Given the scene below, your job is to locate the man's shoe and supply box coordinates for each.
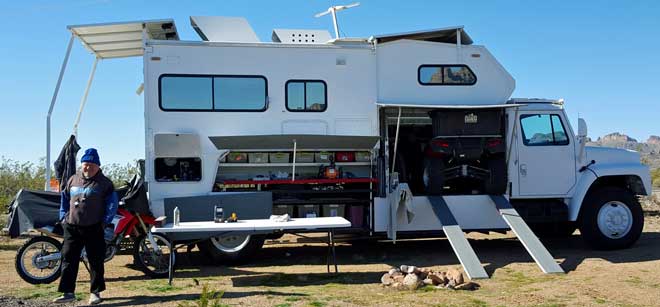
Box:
[52,293,76,303]
[88,292,102,305]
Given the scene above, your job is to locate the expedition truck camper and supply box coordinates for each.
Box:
[45,16,652,279]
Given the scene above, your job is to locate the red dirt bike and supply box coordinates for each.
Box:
[15,205,173,284]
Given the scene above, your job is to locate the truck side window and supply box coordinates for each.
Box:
[286,80,327,112]
[520,114,569,146]
[418,65,477,85]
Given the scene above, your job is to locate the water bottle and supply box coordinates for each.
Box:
[173,206,180,226]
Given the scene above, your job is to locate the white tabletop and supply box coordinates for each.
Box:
[152,217,351,233]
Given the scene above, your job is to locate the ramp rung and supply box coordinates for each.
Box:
[490,196,564,274]
[428,196,489,279]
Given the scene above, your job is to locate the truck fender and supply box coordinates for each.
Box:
[568,163,651,221]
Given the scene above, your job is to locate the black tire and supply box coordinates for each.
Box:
[579,187,644,250]
[15,236,62,284]
[424,158,445,195]
[484,155,507,195]
[133,234,173,278]
[198,234,265,265]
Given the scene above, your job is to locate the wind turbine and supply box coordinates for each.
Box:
[314,2,360,39]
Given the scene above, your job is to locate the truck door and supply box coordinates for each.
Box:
[516,112,576,196]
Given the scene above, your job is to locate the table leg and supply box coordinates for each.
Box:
[168,239,175,285]
[331,230,338,273]
[326,231,331,273]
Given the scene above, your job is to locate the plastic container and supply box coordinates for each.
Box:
[227,152,248,163]
[295,152,314,163]
[298,204,320,218]
[335,152,355,162]
[349,205,364,228]
[355,151,371,162]
[248,152,269,163]
[272,205,295,216]
[322,204,345,218]
[315,151,332,163]
[269,152,290,163]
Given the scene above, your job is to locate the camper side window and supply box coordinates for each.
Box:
[418,65,477,86]
[159,75,268,111]
[154,157,202,182]
[520,114,569,146]
[286,80,327,112]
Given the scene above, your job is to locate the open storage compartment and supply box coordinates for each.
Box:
[209,135,379,231]
[381,106,509,196]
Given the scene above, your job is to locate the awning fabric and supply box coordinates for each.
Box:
[373,26,473,45]
[67,19,179,59]
[376,102,526,109]
[209,135,380,151]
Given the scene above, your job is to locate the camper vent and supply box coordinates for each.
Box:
[272,29,332,44]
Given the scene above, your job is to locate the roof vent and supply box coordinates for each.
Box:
[190,16,260,42]
[272,29,332,44]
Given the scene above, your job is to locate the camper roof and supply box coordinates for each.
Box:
[371,26,473,45]
[67,19,179,59]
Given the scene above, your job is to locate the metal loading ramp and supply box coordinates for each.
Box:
[427,195,564,278]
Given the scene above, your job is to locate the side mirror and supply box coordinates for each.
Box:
[577,118,588,162]
[577,118,588,137]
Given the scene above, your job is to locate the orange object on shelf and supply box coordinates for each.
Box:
[49,178,60,192]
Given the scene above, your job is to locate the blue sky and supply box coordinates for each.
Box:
[0,0,658,165]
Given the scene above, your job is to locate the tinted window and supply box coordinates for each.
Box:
[419,65,476,85]
[286,80,327,112]
[159,75,267,111]
[160,77,212,110]
[154,157,202,182]
[213,77,267,110]
[520,114,569,146]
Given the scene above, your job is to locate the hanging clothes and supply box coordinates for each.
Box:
[54,135,81,192]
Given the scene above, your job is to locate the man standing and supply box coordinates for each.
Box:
[53,148,118,305]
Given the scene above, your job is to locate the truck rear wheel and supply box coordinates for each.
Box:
[198,234,265,264]
[579,187,643,250]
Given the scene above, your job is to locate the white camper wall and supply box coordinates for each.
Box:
[377,40,515,105]
[143,41,377,216]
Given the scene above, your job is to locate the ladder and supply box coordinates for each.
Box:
[427,195,564,279]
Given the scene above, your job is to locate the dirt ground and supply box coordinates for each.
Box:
[2,201,660,307]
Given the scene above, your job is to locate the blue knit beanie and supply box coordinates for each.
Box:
[81,148,101,166]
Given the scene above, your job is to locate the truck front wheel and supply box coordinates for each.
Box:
[579,187,644,250]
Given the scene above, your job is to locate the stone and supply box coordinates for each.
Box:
[400,265,409,273]
[422,278,434,286]
[446,268,464,286]
[381,273,393,286]
[388,268,400,276]
[402,273,421,290]
[406,265,418,274]
[393,274,405,283]
[427,272,448,286]
[454,282,480,291]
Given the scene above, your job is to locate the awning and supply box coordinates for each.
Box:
[67,19,179,59]
[372,26,473,45]
[209,135,380,151]
[376,102,526,109]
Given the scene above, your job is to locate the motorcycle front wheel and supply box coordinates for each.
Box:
[133,233,173,278]
[15,236,62,284]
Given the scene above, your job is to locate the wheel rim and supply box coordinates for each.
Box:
[597,201,633,239]
[20,240,61,281]
[210,234,251,253]
[138,234,172,274]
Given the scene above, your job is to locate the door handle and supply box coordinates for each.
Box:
[520,164,527,177]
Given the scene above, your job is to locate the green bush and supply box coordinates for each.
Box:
[652,168,660,187]
[177,284,227,307]
[0,157,47,213]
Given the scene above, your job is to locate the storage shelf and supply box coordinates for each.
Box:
[218,162,371,167]
[217,178,377,185]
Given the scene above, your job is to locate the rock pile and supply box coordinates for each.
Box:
[380,265,480,291]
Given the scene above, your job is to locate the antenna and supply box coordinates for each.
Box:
[314,2,360,39]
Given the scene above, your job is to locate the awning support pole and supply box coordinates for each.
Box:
[45,34,75,191]
[390,107,402,185]
[72,57,99,138]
